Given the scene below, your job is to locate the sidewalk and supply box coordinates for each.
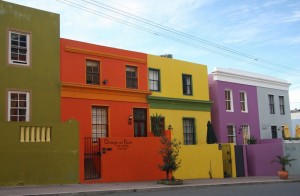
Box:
[1,176,300,196]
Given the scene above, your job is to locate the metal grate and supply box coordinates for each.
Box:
[84,137,101,180]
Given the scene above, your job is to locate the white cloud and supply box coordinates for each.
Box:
[283,11,300,22]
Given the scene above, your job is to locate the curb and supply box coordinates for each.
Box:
[23,179,300,196]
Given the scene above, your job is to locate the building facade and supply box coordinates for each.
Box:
[148,55,231,179]
[209,68,289,176]
[60,38,168,183]
[209,70,260,145]
[0,1,79,185]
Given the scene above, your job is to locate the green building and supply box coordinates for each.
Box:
[0,1,79,185]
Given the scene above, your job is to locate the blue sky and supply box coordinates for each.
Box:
[5,0,300,109]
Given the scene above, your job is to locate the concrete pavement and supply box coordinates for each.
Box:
[1,176,300,196]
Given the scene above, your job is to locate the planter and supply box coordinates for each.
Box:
[278,170,289,180]
[157,179,183,185]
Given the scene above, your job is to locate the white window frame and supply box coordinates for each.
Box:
[149,68,160,91]
[92,106,108,141]
[8,30,30,66]
[241,125,250,144]
[225,89,234,112]
[268,94,275,114]
[279,96,285,115]
[227,125,236,144]
[8,91,30,122]
[240,91,248,113]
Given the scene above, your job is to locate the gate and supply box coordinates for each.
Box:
[234,145,245,177]
[222,144,232,178]
[84,137,101,180]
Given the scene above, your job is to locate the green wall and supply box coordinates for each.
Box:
[0,1,61,122]
[0,1,80,186]
[0,120,79,186]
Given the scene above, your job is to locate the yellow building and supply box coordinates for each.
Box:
[148,54,235,179]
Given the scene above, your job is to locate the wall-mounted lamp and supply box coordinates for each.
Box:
[278,127,282,131]
[128,115,133,125]
[168,124,173,130]
[103,79,108,84]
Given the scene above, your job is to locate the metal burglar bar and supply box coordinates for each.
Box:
[84,137,101,180]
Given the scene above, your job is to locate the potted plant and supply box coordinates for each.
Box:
[271,155,296,179]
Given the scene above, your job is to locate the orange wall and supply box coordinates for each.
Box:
[97,137,167,183]
[60,38,148,90]
[61,98,149,182]
[60,38,152,183]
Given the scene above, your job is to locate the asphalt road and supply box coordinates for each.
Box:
[110,182,300,196]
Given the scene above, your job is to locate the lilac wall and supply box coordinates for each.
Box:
[209,76,261,145]
[246,142,283,176]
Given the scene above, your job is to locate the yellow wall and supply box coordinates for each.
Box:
[147,54,209,101]
[150,109,210,144]
[175,144,224,179]
[150,109,224,179]
[148,55,226,179]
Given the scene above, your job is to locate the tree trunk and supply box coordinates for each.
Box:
[166,171,169,180]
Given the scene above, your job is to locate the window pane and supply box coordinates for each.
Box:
[8,91,29,122]
[86,60,100,85]
[183,118,195,145]
[92,106,108,139]
[9,31,29,65]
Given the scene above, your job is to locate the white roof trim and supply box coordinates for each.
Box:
[211,67,291,91]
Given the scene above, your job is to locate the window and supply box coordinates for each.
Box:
[126,66,138,89]
[240,91,248,112]
[227,125,236,144]
[8,91,29,121]
[9,30,30,65]
[279,96,285,115]
[183,118,196,145]
[225,90,233,112]
[92,106,108,141]
[271,126,277,138]
[149,69,160,91]
[182,74,192,95]
[134,108,147,137]
[86,60,100,85]
[268,94,275,114]
[241,125,250,144]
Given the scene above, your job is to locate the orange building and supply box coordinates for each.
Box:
[60,38,162,183]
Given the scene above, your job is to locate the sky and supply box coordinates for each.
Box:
[4,0,300,109]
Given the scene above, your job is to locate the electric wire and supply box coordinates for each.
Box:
[84,0,298,72]
[56,0,298,76]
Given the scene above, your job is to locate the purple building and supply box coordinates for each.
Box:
[209,68,260,145]
[209,68,285,177]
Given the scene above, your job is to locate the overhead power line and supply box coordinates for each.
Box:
[57,0,298,76]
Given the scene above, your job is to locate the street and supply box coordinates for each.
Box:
[111,182,300,196]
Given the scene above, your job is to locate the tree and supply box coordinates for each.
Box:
[159,136,181,181]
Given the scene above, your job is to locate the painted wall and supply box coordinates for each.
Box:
[284,142,300,175]
[175,144,224,179]
[257,87,292,139]
[147,54,209,101]
[96,137,167,182]
[60,38,148,90]
[147,55,223,179]
[0,121,79,186]
[60,39,151,183]
[149,109,226,178]
[246,142,284,176]
[0,1,61,122]
[208,77,260,144]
